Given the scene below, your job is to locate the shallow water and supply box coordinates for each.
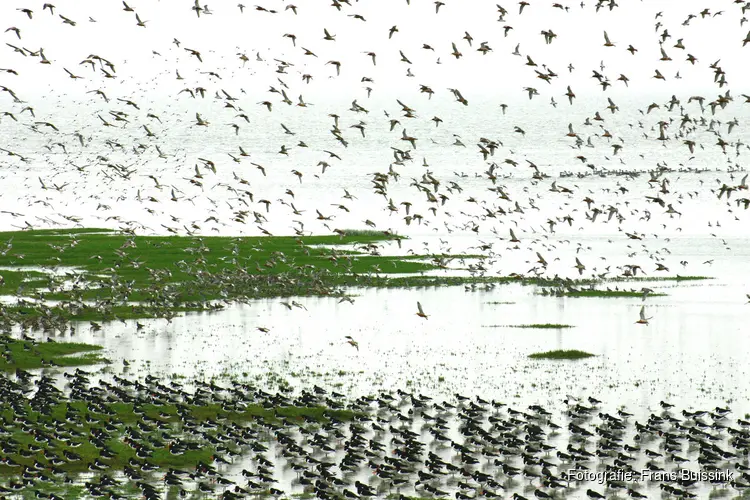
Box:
[10,227,739,498]
[48,228,748,411]
[3,0,750,497]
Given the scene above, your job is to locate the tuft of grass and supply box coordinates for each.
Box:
[541,289,667,298]
[337,228,405,238]
[0,337,107,371]
[614,275,711,282]
[387,497,442,500]
[509,324,574,329]
[18,484,88,500]
[708,487,732,498]
[364,275,568,288]
[528,349,595,360]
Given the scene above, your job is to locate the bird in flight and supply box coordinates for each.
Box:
[603,31,615,47]
[574,258,585,276]
[635,306,652,325]
[416,301,428,319]
[345,335,359,351]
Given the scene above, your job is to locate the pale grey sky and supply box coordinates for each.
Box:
[1,0,749,237]
[2,0,748,102]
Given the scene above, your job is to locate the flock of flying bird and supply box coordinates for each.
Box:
[1,1,749,247]
[2,0,750,497]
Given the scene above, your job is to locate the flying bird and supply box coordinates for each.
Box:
[416,302,428,319]
[344,335,359,351]
[636,306,652,325]
[603,31,615,47]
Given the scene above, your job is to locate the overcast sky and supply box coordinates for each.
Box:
[2,0,749,104]
[1,0,749,235]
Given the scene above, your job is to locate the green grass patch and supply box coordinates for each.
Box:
[613,275,711,282]
[0,228,446,323]
[359,275,588,288]
[540,288,667,298]
[528,349,595,360]
[502,324,574,329]
[337,228,404,238]
[387,497,444,500]
[17,484,90,500]
[0,336,107,371]
[0,269,47,295]
[568,290,666,298]
[7,302,208,322]
[0,228,712,325]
